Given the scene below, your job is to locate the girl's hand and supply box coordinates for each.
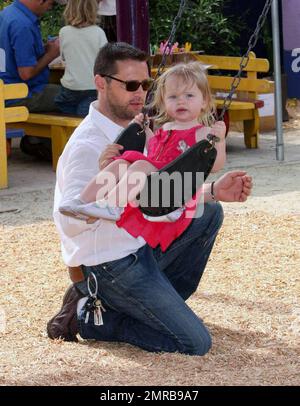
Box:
[131,113,149,128]
[99,144,123,170]
[210,121,226,141]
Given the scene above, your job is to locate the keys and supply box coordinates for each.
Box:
[84,296,96,324]
[84,296,106,326]
[84,271,106,326]
[93,299,105,326]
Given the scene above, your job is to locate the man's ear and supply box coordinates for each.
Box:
[95,74,106,92]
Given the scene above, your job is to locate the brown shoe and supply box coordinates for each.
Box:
[47,285,84,342]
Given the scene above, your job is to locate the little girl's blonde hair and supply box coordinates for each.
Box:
[151,61,215,126]
[64,0,100,28]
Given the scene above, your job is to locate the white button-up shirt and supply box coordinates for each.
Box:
[53,101,146,267]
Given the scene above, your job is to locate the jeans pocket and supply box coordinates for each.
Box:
[99,253,139,283]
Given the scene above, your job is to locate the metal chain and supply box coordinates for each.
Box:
[218,0,273,120]
[143,0,187,119]
[154,0,187,80]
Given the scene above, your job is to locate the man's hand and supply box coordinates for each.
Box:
[214,171,253,202]
[45,38,60,60]
[99,144,124,170]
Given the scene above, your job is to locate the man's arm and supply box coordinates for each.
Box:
[202,171,253,203]
[11,24,59,81]
[55,142,103,237]
[18,39,60,81]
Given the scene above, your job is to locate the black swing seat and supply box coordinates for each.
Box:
[138,139,217,217]
[114,123,217,217]
[114,122,146,153]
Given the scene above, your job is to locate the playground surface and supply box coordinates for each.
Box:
[0,123,299,386]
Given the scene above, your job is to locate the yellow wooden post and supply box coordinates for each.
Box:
[0,80,28,189]
[0,80,8,189]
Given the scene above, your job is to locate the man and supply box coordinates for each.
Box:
[0,0,61,159]
[48,42,252,355]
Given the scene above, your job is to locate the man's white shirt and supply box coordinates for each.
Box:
[53,102,145,266]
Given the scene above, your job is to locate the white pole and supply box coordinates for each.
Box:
[271,0,284,161]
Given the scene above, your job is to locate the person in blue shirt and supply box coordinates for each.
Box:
[0,0,61,160]
[0,0,61,110]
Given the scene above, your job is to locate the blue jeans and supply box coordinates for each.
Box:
[76,202,224,355]
[54,86,97,117]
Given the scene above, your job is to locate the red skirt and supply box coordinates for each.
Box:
[116,190,201,252]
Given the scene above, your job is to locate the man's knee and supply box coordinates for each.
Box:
[208,201,224,230]
[182,325,212,356]
[196,201,224,231]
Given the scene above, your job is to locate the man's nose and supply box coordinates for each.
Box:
[135,84,146,93]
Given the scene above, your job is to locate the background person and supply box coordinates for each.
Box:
[0,0,61,160]
[54,0,107,117]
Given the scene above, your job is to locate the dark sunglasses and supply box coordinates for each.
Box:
[102,74,154,92]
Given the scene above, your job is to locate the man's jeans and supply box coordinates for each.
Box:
[76,202,224,355]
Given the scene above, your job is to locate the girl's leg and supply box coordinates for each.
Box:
[102,160,156,208]
[80,159,130,203]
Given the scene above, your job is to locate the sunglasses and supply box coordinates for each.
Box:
[103,74,154,92]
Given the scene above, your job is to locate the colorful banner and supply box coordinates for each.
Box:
[282,0,300,98]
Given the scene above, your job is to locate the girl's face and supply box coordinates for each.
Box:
[163,76,207,123]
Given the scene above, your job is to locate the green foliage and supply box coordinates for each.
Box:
[0,1,12,10]
[0,0,247,56]
[0,1,64,40]
[149,0,243,55]
[40,4,64,40]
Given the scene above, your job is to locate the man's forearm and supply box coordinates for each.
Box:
[18,52,54,81]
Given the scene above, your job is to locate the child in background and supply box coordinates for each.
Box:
[60,62,226,251]
[55,0,107,117]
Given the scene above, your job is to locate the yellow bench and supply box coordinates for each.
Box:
[0,80,29,189]
[152,52,271,148]
[11,113,82,170]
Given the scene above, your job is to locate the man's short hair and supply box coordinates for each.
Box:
[94,42,149,76]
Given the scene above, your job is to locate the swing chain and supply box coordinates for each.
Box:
[218,0,273,121]
[142,0,187,125]
[155,0,187,80]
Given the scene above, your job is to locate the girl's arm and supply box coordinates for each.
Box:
[196,121,226,172]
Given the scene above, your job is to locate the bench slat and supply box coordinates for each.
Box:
[194,54,270,72]
[208,76,271,93]
[25,113,82,127]
[214,99,256,110]
[4,106,29,123]
[4,83,28,100]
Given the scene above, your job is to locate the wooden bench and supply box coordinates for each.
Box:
[11,113,82,170]
[0,80,29,189]
[152,51,272,148]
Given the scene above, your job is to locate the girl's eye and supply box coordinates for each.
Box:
[168,95,177,99]
[187,94,194,98]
